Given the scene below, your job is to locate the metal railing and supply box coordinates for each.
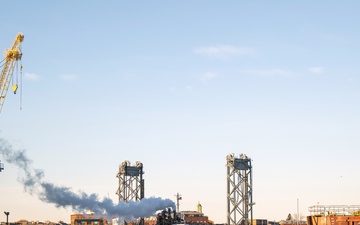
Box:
[309,205,360,216]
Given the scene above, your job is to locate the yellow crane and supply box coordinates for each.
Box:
[0,33,24,113]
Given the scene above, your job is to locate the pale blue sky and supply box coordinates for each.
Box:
[1,1,360,224]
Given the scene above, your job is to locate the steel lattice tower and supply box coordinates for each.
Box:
[226,153,254,225]
[116,160,144,202]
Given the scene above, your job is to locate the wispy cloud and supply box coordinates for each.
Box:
[168,86,193,92]
[200,72,219,82]
[308,67,324,74]
[24,72,40,81]
[243,69,294,77]
[59,74,78,81]
[194,45,256,59]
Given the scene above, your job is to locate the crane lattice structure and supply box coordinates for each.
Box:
[0,33,24,113]
[116,160,144,202]
[226,153,254,225]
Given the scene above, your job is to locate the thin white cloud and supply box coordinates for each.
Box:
[194,45,256,59]
[24,72,39,81]
[308,67,324,74]
[201,72,219,82]
[59,74,78,81]
[186,85,193,91]
[243,69,294,77]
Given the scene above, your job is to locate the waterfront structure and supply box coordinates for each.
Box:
[116,160,144,202]
[307,205,360,225]
[307,214,360,225]
[226,153,254,225]
[115,161,145,225]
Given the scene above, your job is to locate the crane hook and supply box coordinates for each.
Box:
[12,84,18,94]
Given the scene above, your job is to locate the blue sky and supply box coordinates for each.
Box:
[1,1,360,223]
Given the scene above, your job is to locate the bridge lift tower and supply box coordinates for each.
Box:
[116,160,144,202]
[116,160,144,225]
[226,153,254,225]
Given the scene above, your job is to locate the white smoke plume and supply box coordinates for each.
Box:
[0,137,176,219]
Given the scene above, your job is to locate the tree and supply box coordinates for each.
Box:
[286,214,292,221]
[292,213,305,222]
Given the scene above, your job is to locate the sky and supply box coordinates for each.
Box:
[0,1,360,224]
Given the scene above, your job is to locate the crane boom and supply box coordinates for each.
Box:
[0,33,24,113]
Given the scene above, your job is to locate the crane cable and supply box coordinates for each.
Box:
[12,61,17,88]
[20,63,22,110]
[19,44,22,110]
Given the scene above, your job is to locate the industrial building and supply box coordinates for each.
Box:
[145,204,215,225]
[181,202,213,224]
[307,205,360,225]
[70,214,107,225]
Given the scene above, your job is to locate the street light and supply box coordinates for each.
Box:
[4,211,9,225]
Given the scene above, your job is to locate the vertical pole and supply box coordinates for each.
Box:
[227,164,230,225]
[4,212,9,225]
[175,192,181,212]
[297,199,299,225]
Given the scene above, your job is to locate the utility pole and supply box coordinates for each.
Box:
[4,211,9,225]
[175,192,182,212]
[297,199,299,225]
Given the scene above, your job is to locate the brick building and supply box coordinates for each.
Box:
[181,202,213,225]
[70,214,107,225]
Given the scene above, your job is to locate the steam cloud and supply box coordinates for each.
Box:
[0,137,175,220]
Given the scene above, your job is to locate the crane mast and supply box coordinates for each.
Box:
[0,33,24,113]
